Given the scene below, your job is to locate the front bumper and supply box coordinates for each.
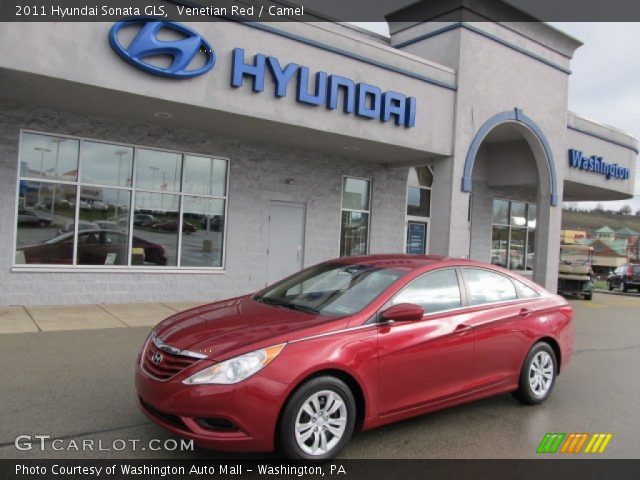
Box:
[135,362,288,452]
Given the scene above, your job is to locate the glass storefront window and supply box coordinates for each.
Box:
[135,149,182,192]
[81,142,133,187]
[15,181,77,265]
[492,199,509,225]
[15,131,228,269]
[510,202,527,226]
[407,187,431,217]
[133,193,180,267]
[183,155,227,196]
[181,196,225,267]
[342,177,370,211]
[19,132,79,182]
[340,177,371,257]
[491,225,509,268]
[408,166,433,188]
[340,211,369,257]
[491,199,536,271]
[406,166,433,255]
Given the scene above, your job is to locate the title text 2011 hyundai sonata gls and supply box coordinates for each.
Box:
[136,255,573,460]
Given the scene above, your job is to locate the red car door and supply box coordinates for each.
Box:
[460,267,533,389]
[376,268,474,416]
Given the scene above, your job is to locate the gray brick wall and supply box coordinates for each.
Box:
[0,103,408,306]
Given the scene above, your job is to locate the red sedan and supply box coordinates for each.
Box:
[136,255,573,459]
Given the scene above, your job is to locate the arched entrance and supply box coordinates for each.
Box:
[463,109,558,286]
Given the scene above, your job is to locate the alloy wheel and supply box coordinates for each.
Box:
[294,390,348,456]
[528,351,554,397]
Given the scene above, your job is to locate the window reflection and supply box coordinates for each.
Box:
[342,178,370,211]
[340,211,369,257]
[135,149,182,192]
[75,187,131,265]
[181,196,225,267]
[81,142,133,187]
[407,187,430,217]
[183,155,227,196]
[133,193,179,266]
[20,133,79,181]
[15,181,77,264]
[491,199,536,271]
[16,132,228,269]
[463,268,517,305]
[393,269,461,313]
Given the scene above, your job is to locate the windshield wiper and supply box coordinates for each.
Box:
[257,296,319,314]
[288,303,320,314]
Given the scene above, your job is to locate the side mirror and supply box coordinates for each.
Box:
[380,303,424,323]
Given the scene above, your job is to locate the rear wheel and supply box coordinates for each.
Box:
[622,282,629,292]
[513,342,557,405]
[279,376,356,460]
[608,281,614,291]
[584,293,593,301]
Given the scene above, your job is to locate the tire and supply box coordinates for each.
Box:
[513,342,557,405]
[584,293,593,301]
[608,282,614,291]
[38,220,47,228]
[622,282,629,293]
[278,376,356,460]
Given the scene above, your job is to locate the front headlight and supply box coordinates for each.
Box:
[182,344,286,385]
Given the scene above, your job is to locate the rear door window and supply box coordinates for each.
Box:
[463,268,518,305]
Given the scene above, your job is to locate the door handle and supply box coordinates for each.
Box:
[519,308,532,317]
[455,324,472,333]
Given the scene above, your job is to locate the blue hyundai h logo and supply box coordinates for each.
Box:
[109,19,215,79]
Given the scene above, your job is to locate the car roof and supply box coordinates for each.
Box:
[327,254,531,275]
[330,254,450,271]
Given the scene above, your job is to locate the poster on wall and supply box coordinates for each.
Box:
[407,221,427,254]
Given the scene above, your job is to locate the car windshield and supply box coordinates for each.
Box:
[256,263,404,316]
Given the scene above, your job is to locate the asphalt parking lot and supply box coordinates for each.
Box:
[0,292,639,459]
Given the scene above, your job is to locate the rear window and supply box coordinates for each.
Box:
[463,268,518,306]
[513,279,540,298]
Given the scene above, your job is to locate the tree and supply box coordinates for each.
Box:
[619,204,632,216]
[594,203,604,212]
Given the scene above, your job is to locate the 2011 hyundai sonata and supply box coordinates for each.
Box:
[136,255,573,460]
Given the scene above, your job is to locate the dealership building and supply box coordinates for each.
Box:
[0,1,637,306]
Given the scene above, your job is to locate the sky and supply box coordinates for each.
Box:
[352,22,640,213]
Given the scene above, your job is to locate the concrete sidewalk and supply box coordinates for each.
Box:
[0,301,206,334]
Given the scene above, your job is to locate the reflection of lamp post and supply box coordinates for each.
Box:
[34,147,51,205]
[49,138,65,219]
[148,166,160,210]
[114,149,128,217]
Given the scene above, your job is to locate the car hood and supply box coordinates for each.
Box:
[153,295,349,360]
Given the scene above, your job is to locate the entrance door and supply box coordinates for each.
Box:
[266,201,305,285]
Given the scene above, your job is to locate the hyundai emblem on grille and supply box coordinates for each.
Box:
[151,352,163,365]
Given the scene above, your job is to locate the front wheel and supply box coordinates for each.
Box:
[608,282,614,291]
[513,342,557,405]
[278,376,356,460]
[584,293,593,301]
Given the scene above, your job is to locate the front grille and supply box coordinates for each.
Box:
[140,398,188,430]
[142,341,199,380]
